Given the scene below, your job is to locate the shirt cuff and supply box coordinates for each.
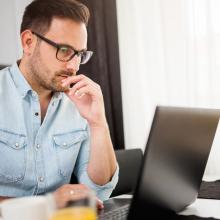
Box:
[79,163,119,201]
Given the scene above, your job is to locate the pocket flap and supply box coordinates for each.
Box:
[53,130,87,148]
[0,130,26,150]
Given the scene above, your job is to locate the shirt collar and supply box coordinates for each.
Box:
[10,61,63,100]
[10,61,32,98]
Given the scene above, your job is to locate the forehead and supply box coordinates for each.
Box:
[45,17,88,50]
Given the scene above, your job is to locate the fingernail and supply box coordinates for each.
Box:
[98,199,103,204]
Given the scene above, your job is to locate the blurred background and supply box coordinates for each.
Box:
[1,0,220,181]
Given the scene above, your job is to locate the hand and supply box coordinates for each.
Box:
[61,75,106,127]
[53,184,104,210]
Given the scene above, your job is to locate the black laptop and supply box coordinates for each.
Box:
[99,106,220,219]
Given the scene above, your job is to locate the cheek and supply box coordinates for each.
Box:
[41,51,61,72]
[39,44,57,64]
[43,48,56,63]
[38,46,67,74]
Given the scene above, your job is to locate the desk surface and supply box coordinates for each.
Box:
[1,181,220,220]
[179,198,220,219]
[0,197,219,220]
[102,195,220,220]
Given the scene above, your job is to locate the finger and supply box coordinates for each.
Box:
[61,74,87,87]
[53,184,89,208]
[69,79,88,93]
[96,198,104,210]
[66,85,86,99]
[68,85,94,99]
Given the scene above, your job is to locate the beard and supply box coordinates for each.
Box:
[28,47,74,92]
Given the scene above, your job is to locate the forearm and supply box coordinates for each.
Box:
[87,122,117,185]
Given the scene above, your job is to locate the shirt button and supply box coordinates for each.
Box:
[36,144,40,149]
[35,112,39,116]
[15,143,19,148]
[39,177,44,182]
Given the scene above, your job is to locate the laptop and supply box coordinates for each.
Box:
[99,106,220,219]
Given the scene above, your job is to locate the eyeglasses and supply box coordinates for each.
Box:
[32,31,93,64]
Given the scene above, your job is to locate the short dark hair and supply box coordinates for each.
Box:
[20,0,90,34]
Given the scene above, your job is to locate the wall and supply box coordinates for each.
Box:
[0,0,31,65]
[116,0,220,181]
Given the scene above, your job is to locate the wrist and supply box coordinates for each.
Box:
[89,121,109,131]
[88,117,108,129]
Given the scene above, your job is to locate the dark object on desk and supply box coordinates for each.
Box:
[110,148,143,197]
[198,180,220,200]
[100,198,218,220]
[128,106,219,218]
[99,198,131,220]
[98,106,220,220]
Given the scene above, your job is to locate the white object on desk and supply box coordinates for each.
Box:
[0,196,52,220]
[112,194,133,199]
[179,198,220,219]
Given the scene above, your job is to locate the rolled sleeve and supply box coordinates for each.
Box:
[78,163,119,201]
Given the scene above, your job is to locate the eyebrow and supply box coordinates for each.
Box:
[32,31,87,53]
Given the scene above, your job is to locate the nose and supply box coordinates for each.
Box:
[66,55,80,73]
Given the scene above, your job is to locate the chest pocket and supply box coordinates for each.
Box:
[53,130,88,179]
[0,130,27,183]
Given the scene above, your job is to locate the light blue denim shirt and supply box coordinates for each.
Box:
[0,63,118,200]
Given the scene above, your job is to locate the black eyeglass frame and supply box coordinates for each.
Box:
[31,31,93,64]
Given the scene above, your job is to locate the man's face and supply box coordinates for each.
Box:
[28,17,88,92]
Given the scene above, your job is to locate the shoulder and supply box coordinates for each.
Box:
[0,66,11,80]
[0,66,13,95]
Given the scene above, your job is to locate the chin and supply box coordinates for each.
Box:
[50,80,69,92]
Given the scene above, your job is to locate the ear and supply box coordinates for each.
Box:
[20,30,37,56]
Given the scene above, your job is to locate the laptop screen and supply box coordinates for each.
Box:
[128,106,220,218]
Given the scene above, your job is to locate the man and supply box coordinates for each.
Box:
[0,0,118,208]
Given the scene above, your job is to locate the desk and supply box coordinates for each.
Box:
[179,199,220,219]
[1,181,219,220]
[101,195,220,220]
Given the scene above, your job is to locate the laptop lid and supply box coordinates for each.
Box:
[128,106,220,219]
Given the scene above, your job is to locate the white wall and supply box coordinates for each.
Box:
[0,0,31,65]
[116,0,220,181]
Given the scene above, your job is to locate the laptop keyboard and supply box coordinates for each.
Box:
[98,204,130,220]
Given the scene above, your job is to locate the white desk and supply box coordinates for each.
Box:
[179,198,220,219]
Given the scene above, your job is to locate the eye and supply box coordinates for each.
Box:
[58,46,73,57]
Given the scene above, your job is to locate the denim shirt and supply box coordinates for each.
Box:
[0,63,118,200]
